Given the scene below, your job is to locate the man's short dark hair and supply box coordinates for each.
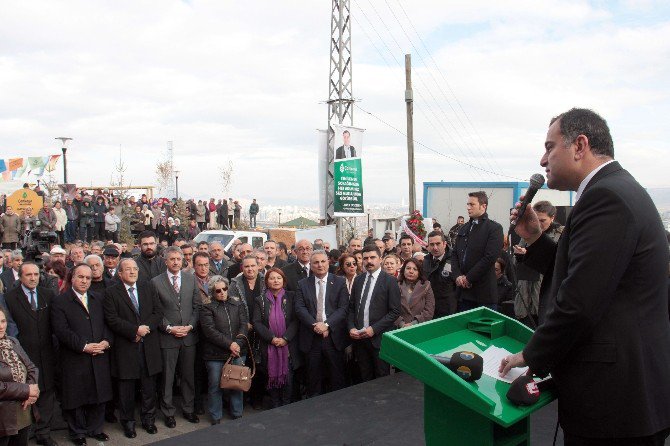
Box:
[533,200,557,217]
[458,216,464,220]
[427,230,446,241]
[197,241,209,248]
[468,191,488,207]
[343,130,350,136]
[364,238,381,246]
[433,222,442,229]
[328,249,342,260]
[361,245,381,257]
[193,252,210,263]
[138,230,157,242]
[550,108,614,158]
[399,233,413,244]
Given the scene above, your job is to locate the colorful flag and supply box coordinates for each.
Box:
[0,160,6,173]
[7,158,23,171]
[1,171,10,182]
[46,154,61,171]
[27,156,48,176]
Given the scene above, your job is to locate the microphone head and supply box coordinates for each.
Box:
[506,374,540,406]
[448,351,483,381]
[529,173,545,189]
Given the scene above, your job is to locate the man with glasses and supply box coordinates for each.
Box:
[208,241,230,277]
[136,231,166,286]
[282,239,313,292]
[104,258,162,438]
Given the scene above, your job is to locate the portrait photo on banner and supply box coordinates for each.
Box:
[332,124,364,160]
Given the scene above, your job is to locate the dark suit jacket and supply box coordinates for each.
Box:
[282,261,309,292]
[103,282,163,379]
[522,162,670,438]
[136,254,166,286]
[152,271,200,348]
[0,269,18,292]
[335,145,357,159]
[347,270,401,349]
[103,267,122,285]
[3,285,56,390]
[451,213,504,304]
[50,289,113,410]
[294,274,350,352]
[423,250,457,317]
[209,258,230,278]
[252,290,300,369]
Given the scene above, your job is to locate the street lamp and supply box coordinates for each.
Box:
[174,170,180,200]
[278,209,282,226]
[55,137,72,183]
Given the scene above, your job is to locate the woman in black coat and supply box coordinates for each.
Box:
[252,268,298,408]
[0,307,39,446]
[199,276,248,424]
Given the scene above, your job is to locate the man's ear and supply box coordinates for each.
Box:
[573,134,589,160]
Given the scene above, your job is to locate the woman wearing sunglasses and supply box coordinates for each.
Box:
[252,268,298,408]
[199,276,248,424]
[335,253,358,295]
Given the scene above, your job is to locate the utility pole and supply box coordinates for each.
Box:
[405,54,416,213]
[326,0,354,243]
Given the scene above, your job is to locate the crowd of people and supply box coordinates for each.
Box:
[0,181,573,446]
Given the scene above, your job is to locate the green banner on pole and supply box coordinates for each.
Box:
[334,158,365,216]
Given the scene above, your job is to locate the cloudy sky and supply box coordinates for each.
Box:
[1,0,669,207]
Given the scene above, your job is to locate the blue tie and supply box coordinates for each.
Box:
[128,287,140,315]
[29,290,37,311]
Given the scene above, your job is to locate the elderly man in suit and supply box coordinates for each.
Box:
[282,239,312,292]
[347,245,401,381]
[294,250,349,397]
[208,241,230,278]
[104,258,163,438]
[3,262,58,446]
[152,246,201,428]
[0,250,22,291]
[50,263,112,445]
[499,108,670,444]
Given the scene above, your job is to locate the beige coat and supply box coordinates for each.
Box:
[0,213,21,243]
[396,281,435,328]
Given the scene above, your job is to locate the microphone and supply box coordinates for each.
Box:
[511,174,545,226]
[430,351,483,382]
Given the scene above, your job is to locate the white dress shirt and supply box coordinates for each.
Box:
[313,275,328,322]
[575,160,616,203]
[167,271,182,291]
[361,268,382,328]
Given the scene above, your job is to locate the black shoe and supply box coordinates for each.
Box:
[72,439,86,446]
[142,423,158,434]
[165,416,176,428]
[211,419,220,425]
[183,412,200,424]
[123,425,137,439]
[36,437,59,446]
[91,433,109,442]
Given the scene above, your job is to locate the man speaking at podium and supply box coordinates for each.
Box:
[500,108,670,445]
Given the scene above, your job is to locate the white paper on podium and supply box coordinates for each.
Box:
[481,346,529,383]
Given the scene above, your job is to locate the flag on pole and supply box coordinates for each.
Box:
[27,156,48,176]
[46,154,61,171]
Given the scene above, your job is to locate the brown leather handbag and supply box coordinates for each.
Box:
[220,334,255,392]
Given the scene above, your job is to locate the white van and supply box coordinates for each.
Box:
[193,230,267,252]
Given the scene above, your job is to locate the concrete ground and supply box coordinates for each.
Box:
[30,398,263,446]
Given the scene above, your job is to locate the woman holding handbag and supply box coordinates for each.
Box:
[252,268,298,408]
[199,276,249,424]
[0,307,40,446]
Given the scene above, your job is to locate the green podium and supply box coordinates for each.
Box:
[380,308,555,446]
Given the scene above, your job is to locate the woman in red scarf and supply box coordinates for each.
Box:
[252,268,298,408]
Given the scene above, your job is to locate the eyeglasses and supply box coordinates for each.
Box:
[344,262,357,267]
[214,287,228,294]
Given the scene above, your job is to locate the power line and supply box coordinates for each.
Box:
[355,103,524,181]
[381,0,502,178]
[354,0,492,181]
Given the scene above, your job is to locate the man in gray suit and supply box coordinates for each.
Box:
[151,246,201,428]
